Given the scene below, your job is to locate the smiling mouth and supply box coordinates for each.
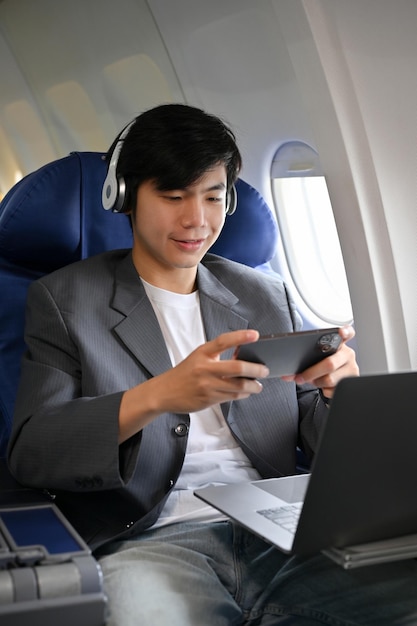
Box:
[173,237,206,246]
[171,238,209,255]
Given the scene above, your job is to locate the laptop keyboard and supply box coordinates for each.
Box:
[256,503,302,532]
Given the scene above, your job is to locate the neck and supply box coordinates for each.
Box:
[132,254,198,294]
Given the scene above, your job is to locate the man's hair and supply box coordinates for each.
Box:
[105,103,242,213]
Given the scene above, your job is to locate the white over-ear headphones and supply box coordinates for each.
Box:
[102,119,237,215]
[226,184,237,216]
[102,120,136,213]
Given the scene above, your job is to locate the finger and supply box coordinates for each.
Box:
[202,329,260,359]
[216,374,265,397]
[291,344,350,385]
[304,345,358,388]
[339,324,355,343]
[221,358,270,380]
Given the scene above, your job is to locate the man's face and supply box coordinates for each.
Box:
[130,164,228,292]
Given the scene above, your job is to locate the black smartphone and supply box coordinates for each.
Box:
[235,327,342,377]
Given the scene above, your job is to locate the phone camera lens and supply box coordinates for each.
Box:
[318,333,338,353]
[318,334,332,345]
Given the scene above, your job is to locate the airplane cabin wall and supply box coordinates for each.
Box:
[275,0,417,373]
[0,0,416,374]
[0,0,185,189]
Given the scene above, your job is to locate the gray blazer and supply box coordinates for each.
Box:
[8,250,327,550]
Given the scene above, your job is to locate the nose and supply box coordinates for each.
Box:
[181,196,206,227]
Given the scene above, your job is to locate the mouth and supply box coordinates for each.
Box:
[172,238,207,251]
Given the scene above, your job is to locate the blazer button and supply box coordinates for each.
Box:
[174,423,189,437]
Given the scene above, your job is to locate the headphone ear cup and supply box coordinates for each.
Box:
[102,164,128,213]
[103,174,127,213]
[102,167,119,211]
[113,176,127,213]
[102,160,128,213]
[102,119,135,213]
[226,184,237,216]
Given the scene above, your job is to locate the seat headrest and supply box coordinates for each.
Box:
[0,152,133,273]
[211,178,278,268]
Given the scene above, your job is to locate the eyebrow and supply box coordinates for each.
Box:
[155,181,227,193]
[203,182,227,193]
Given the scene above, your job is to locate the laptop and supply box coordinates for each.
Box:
[194,372,417,562]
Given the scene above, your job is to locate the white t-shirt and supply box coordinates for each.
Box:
[142,279,261,527]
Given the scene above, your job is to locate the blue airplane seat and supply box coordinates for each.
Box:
[0,151,279,457]
[210,177,279,272]
[0,152,134,457]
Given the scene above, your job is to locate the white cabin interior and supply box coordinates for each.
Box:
[1,0,416,374]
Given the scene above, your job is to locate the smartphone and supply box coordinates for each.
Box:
[235,327,342,377]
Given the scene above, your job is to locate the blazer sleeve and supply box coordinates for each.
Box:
[8,279,136,492]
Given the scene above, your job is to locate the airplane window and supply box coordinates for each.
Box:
[271,141,353,326]
[3,100,55,183]
[0,125,22,200]
[46,81,107,151]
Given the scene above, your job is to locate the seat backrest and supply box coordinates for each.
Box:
[0,152,278,456]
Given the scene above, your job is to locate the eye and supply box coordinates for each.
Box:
[206,195,224,204]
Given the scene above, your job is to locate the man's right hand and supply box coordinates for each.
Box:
[118,329,269,443]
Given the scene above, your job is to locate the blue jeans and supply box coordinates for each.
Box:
[97,521,417,625]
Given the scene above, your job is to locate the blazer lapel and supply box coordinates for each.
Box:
[110,253,172,377]
[197,264,250,422]
[197,263,249,347]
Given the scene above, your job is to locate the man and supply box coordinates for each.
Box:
[8,104,417,625]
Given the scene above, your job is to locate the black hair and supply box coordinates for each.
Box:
[105,103,242,213]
